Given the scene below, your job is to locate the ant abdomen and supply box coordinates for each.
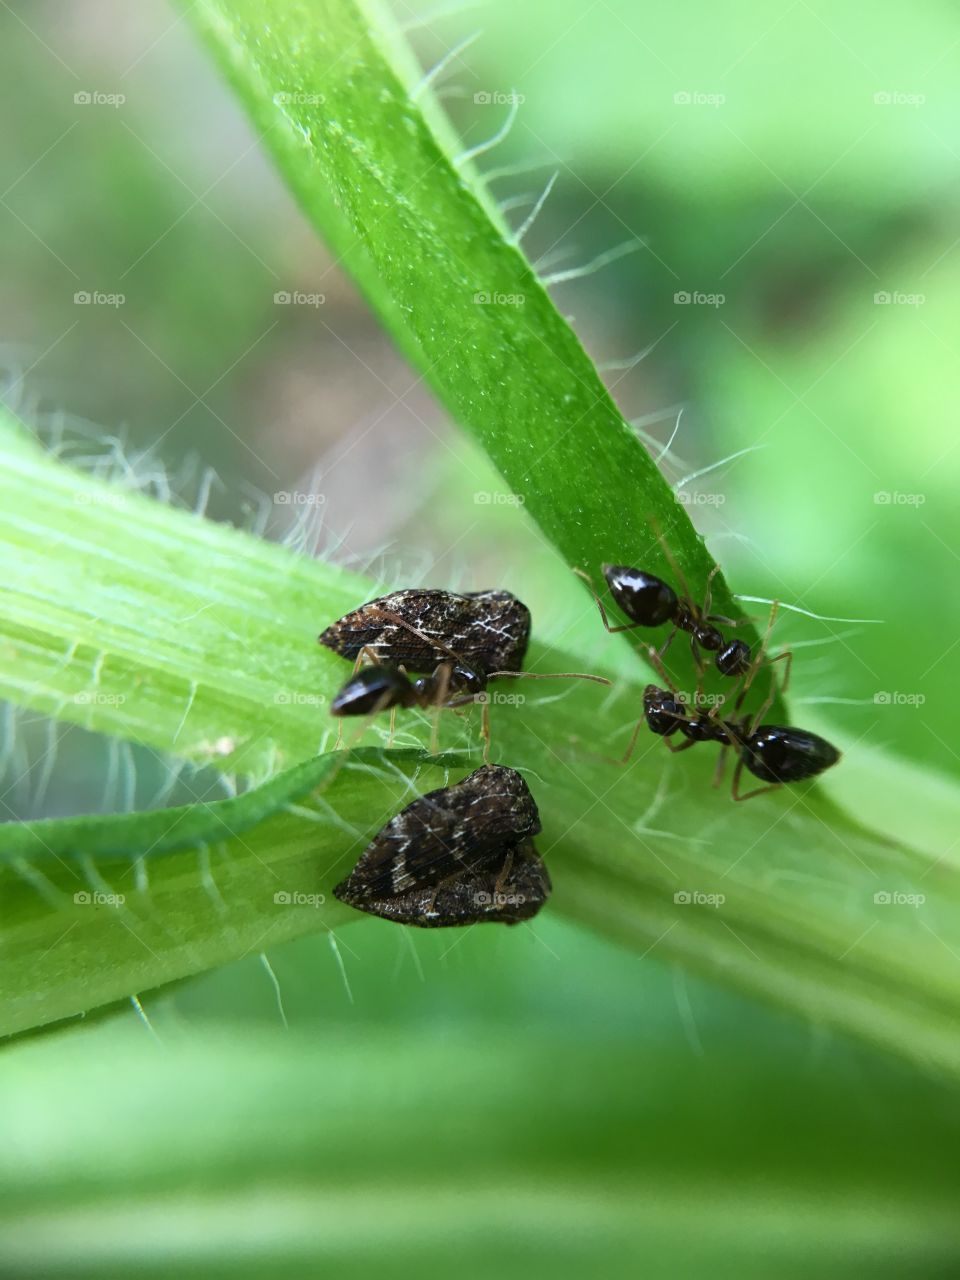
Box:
[741,726,841,784]
[603,564,677,627]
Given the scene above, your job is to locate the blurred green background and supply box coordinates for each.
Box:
[1,0,959,1274]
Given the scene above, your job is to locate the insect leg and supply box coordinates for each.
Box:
[572,567,645,635]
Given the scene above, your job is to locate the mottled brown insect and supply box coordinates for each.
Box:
[332,764,550,927]
[318,588,531,675]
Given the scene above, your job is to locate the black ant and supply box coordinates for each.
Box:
[575,558,761,677]
[329,615,609,759]
[575,517,793,685]
[577,538,796,743]
[620,680,840,802]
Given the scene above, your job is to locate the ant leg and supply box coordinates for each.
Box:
[664,736,697,756]
[742,661,785,738]
[731,756,781,803]
[765,648,793,697]
[700,563,722,620]
[351,643,382,675]
[481,696,491,763]
[645,640,680,690]
[614,717,687,766]
[687,632,707,678]
[388,706,397,748]
[708,613,758,628]
[428,663,453,756]
[657,625,679,663]
[572,568,645,635]
[617,717,648,767]
[740,600,782,699]
[650,519,696,605]
[712,744,730,789]
[492,848,515,906]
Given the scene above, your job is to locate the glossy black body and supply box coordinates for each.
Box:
[333,764,550,927]
[330,660,486,717]
[604,566,677,627]
[739,725,841,784]
[601,563,752,677]
[330,666,416,716]
[642,684,840,786]
[642,685,686,736]
[319,588,531,674]
[716,638,751,677]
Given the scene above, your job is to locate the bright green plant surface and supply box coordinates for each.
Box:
[2,1020,960,1279]
[2,0,959,1272]
[3,418,959,1081]
[181,0,764,695]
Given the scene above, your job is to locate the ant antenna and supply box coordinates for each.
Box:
[486,669,611,685]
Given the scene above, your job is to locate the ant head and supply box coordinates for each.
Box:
[331,665,412,716]
[602,565,677,627]
[449,663,486,695]
[741,726,841,784]
[642,684,684,736]
[716,638,751,676]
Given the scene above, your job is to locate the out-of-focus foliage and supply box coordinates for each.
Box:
[1,0,958,1275]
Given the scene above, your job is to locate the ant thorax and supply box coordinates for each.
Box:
[412,662,487,704]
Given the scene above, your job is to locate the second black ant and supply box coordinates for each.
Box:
[618,678,840,802]
[329,611,609,759]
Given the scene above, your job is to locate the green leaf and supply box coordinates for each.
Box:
[2,1023,960,1277]
[4,419,960,1083]
[0,743,470,1038]
[181,0,777,706]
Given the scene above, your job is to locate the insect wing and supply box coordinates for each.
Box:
[336,838,551,928]
[334,765,540,902]
[319,589,530,673]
